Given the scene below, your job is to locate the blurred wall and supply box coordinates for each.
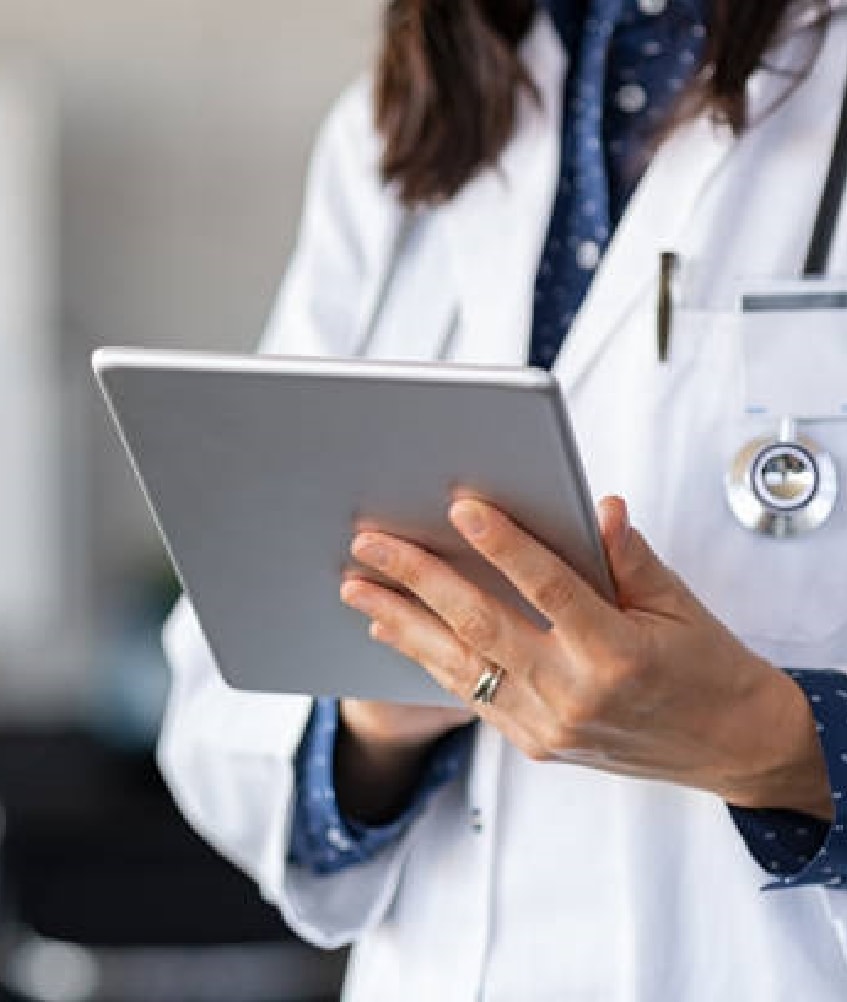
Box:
[0,0,380,717]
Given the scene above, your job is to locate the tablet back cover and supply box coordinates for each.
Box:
[94,350,611,705]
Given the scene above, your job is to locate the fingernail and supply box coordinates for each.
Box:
[450,500,487,538]
[340,580,376,614]
[352,535,392,570]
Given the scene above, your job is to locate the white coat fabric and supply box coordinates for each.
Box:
[159,11,847,1000]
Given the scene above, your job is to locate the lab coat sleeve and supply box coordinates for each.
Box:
[257,77,403,359]
[159,599,423,949]
[156,78,426,949]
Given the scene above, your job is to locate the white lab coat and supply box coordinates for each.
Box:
[159,11,847,1000]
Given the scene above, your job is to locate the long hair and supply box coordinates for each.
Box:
[375,0,828,206]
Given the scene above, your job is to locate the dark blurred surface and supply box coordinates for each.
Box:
[0,728,346,1001]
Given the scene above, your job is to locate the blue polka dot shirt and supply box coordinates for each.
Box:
[531,0,709,366]
[288,0,847,888]
[290,699,471,873]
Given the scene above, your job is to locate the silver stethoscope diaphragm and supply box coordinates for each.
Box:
[725,418,837,536]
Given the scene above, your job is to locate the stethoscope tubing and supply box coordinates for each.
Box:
[804,69,847,275]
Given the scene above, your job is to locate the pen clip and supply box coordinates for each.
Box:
[657,251,679,363]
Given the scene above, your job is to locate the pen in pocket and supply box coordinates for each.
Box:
[656,251,679,363]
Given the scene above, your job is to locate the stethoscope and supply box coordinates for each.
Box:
[725,60,847,537]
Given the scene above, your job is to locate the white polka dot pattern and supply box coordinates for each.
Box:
[731,670,847,890]
[530,0,707,369]
[289,699,473,873]
[616,82,648,113]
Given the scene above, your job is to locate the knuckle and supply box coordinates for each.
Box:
[454,604,500,651]
[397,551,425,592]
[551,689,604,734]
[571,684,617,726]
[539,719,573,753]
[610,647,650,689]
[523,741,554,763]
[435,658,468,702]
[531,572,577,616]
[565,700,599,734]
[482,523,512,560]
[523,655,548,694]
[447,650,481,698]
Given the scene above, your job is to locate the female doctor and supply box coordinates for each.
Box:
[159,1,847,998]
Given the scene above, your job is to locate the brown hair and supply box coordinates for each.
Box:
[375,0,828,206]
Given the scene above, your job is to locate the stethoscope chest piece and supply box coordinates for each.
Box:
[725,422,837,536]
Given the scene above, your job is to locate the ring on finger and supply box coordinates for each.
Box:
[471,665,505,706]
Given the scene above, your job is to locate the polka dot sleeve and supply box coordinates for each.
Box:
[728,670,847,890]
[288,698,474,875]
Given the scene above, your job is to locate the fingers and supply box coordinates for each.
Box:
[339,497,709,779]
[448,497,615,645]
[340,578,556,760]
[341,576,476,704]
[596,495,685,613]
[595,495,630,565]
[350,532,547,674]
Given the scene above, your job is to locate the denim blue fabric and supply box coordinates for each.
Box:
[730,670,847,889]
[289,698,472,874]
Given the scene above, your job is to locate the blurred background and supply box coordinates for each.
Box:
[0,2,380,998]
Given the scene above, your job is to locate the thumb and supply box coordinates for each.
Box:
[596,496,679,611]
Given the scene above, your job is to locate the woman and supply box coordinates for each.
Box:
[160,1,847,998]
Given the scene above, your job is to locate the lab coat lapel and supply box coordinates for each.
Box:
[438,10,826,383]
[439,14,565,366]
[553,114,735,393]
[438,10,735,376]
[554,24,831,394]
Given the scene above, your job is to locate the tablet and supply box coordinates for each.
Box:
[93,348,613,706]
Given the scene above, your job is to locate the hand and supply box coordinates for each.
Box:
[340,495,833,821]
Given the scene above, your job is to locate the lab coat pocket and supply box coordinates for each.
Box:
[640,308,847,663]
[726,304,847,653]
[719,416,847,657]
[701,310,846,658]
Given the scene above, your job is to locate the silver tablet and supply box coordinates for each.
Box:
[93,348,613,706]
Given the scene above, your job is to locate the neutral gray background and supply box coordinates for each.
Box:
[0,0,380,715]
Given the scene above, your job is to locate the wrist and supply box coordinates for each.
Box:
[338,718,432,778]
[721,659,833,821]
[335,716,435,826]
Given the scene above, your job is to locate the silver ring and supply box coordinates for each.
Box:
[471,666,505,706]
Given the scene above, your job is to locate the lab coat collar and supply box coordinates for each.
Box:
[437,9,735,381]
[552,111,735,393]
[438,10,835,393]
[555,16,846,393]
[437,11,565,368]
